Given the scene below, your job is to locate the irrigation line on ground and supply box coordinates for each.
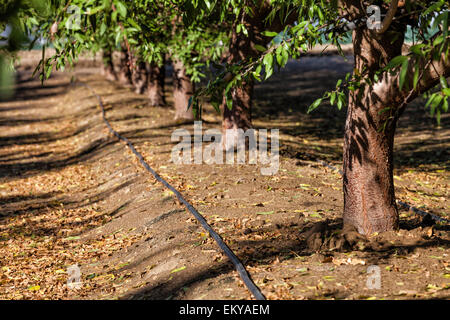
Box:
[315,160,449,224]
[75,81,266,300]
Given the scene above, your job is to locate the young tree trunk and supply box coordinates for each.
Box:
[172,59,194,121]
[221,25,254,135]
[147,60,166,106]
[131,60,148,94]
[101,49,117,81]
[220,16,263,148]
[117,46,133,87]
[221,6,296,148]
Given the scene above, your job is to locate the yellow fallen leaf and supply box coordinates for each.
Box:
[170,266,186,274]
[28,285,40,291]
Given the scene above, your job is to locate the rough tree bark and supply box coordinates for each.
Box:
[172,59,195,121]
[343,26,405,235]
[131,60,148,94]
[341,1,450,234]
[100,49,117,81]
[117,46,133,87]
[221,20,256,146]
[147,59,166,106]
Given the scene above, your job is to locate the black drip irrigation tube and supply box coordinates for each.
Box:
[75,82,266,300]
[315,159,449,224]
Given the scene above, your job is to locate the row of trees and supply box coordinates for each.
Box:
[1,0,449,236]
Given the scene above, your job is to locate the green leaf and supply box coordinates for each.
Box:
[399,59,409,90]
[225,94,233,110]
[264,66,273,80]
[440,76,448,89]
[433,35,444,47]
[442,98,448,112]
[254,44,266,52]
[100,22,106,35]
[386,55,408,70]
[413,62,420,90]
[276,45,283,66]
[424,2,443,15]
[337,93,346,110]
[115,1,127,17]
[308,98,323,113]
[263,52,273,68]
[436,108,441,126]
[262,30,278,37]
[263,53,274,80]
[330,92,336,105]
[425,93,437,109]
[409,44,426,56]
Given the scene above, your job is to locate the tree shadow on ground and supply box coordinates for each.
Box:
[0,172,142,239]
[120,214,448,300]
[0,136,116,180]
[1,74,70,104]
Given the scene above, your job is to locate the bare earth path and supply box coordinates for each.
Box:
[0,54,448,300]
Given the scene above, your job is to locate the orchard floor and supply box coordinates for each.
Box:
[0,53,448,300]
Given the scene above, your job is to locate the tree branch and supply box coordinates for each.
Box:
[376,0,399,34]
[373,38,450,105]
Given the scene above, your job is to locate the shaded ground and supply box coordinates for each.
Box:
[0,51,448,300]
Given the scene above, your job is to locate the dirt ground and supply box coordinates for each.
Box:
[0,50,448,300]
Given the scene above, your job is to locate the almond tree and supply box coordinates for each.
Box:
[337,0,448,234]
[185,0,296,146]
[188,0,449,235]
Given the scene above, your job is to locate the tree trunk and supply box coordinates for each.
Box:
[221,79,254,149]
[342,18,406,235]
[343,90,400,235]
[132,61,148,94]
[101,50,117,81]
[220,17,261,148]
[221,6,295,148]
[117,46,133,87]
[148,60,166,106]
[172,59,194,121]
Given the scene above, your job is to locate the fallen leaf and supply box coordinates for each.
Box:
[170,266,186,274]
